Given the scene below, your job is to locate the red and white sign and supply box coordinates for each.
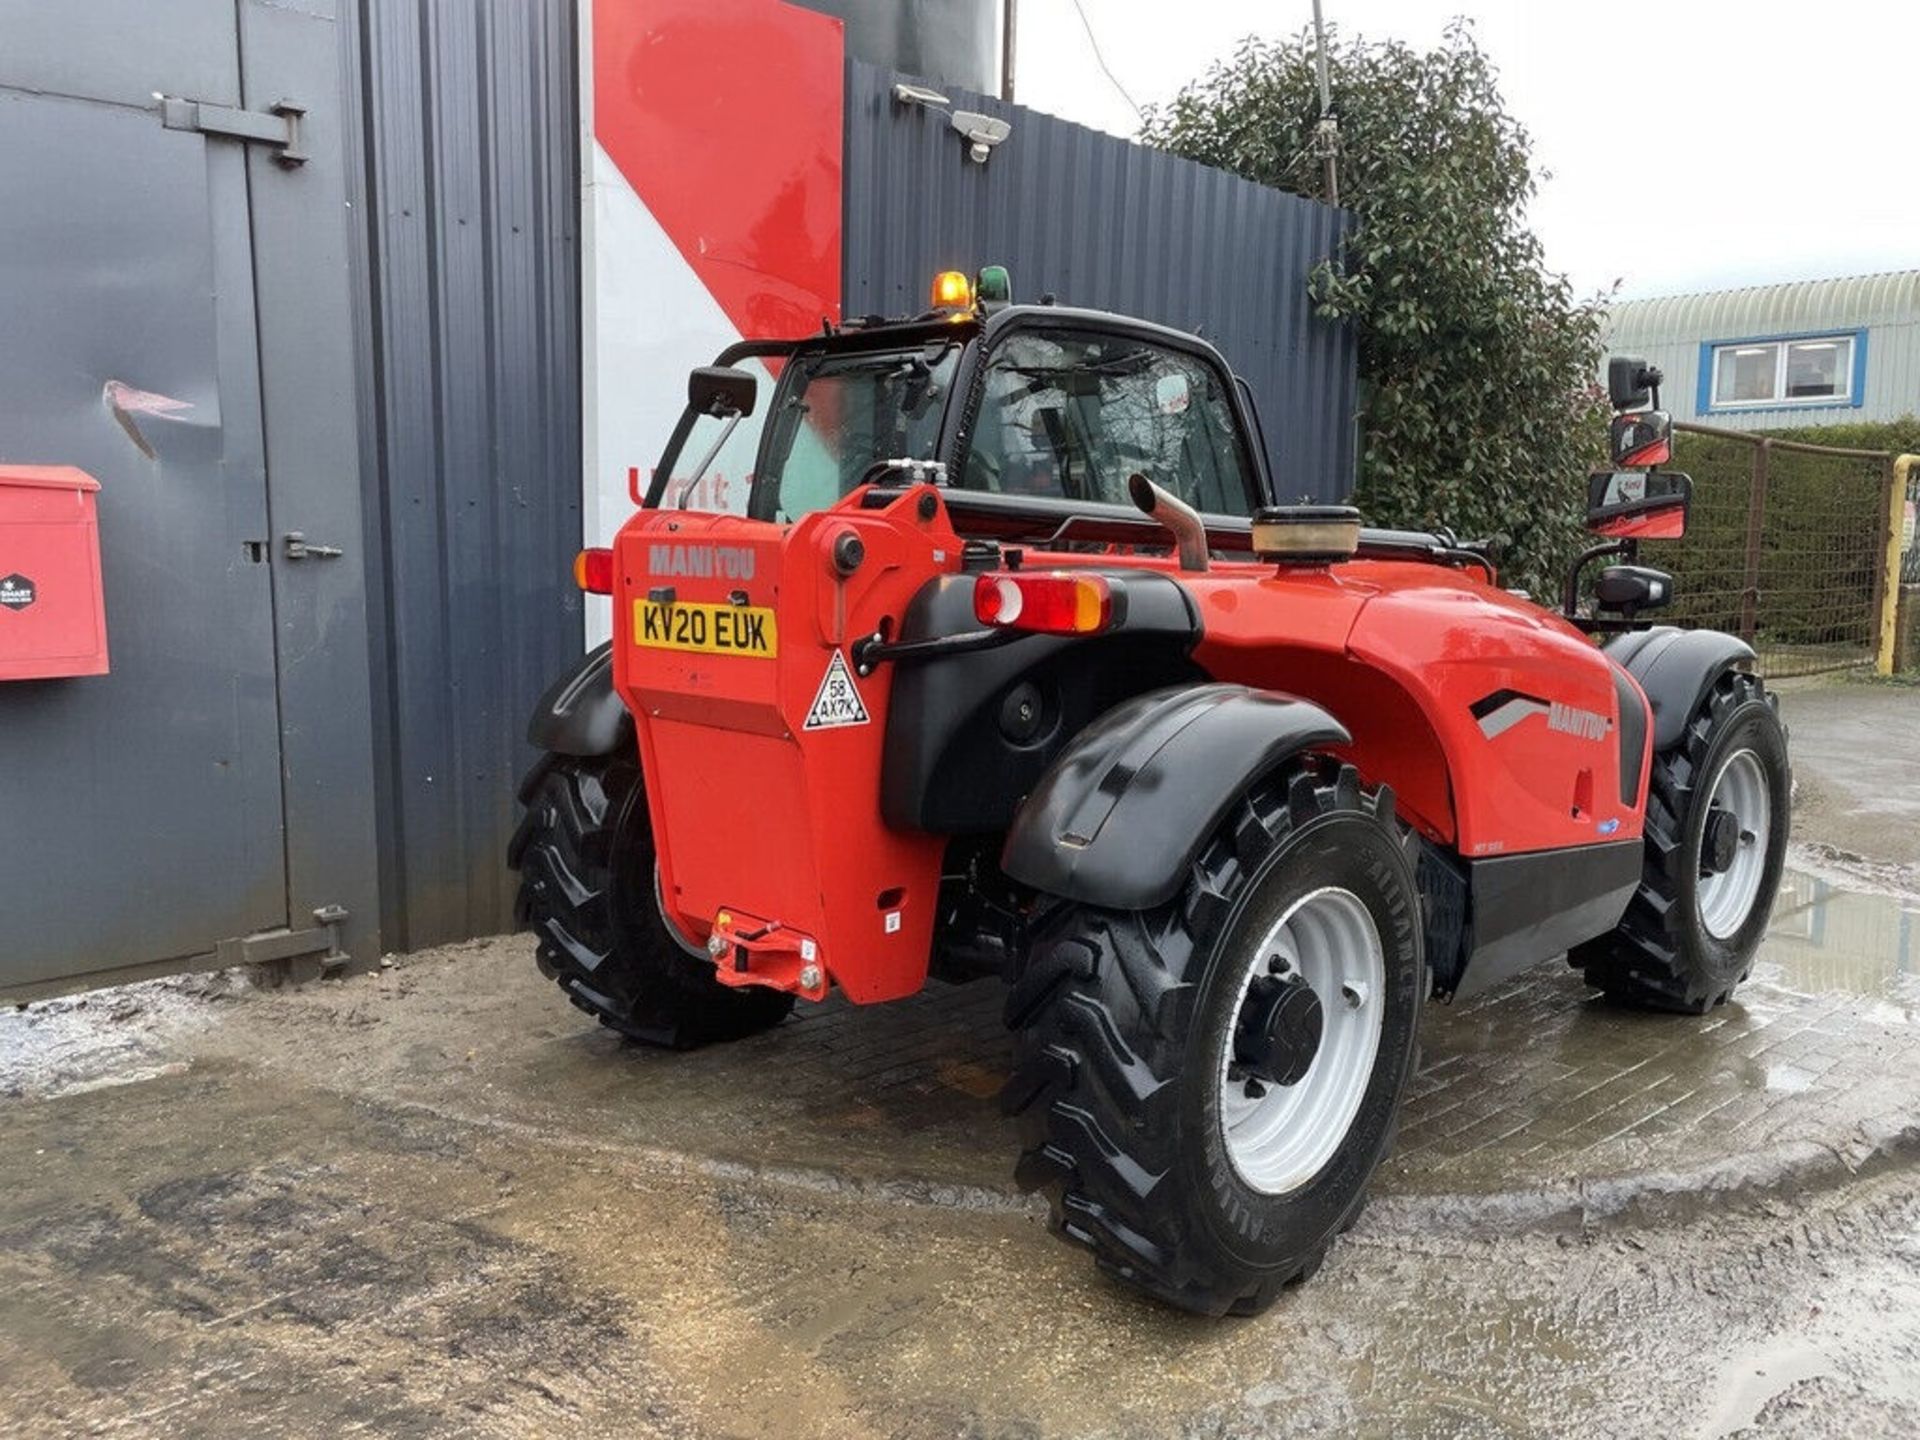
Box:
[582,0,844,640]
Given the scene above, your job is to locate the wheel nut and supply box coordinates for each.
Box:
[799,963,822,990]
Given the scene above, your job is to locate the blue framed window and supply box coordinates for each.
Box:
[1698,329,1868,413]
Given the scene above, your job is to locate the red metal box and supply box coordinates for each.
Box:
[0,465,109,680]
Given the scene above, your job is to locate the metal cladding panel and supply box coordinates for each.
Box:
[842,59,1357,502]
[346,0,582,949]
[791,0,999,95]
[1606,270,1920,428]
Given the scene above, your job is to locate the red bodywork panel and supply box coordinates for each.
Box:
[612,490,955,1003]
[610,488,1653,1003]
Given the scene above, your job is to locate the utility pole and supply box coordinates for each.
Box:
[1310,0,1339,207]
[1001,0,1017,103]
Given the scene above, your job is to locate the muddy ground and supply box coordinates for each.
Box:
[1,676,1917,1438]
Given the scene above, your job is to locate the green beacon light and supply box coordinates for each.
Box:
[975,264,1012,308]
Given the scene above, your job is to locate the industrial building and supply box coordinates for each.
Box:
[0,0,1355,998]
[1605,270,1920,429]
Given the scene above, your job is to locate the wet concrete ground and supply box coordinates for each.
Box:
[3,677,1917,1437]
[1778,680,1920,888]
[3,863,1919,1438]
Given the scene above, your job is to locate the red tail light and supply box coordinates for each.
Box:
[574,547,614,594]
[973,571,1113,635]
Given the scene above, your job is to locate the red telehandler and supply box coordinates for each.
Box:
[512,271,1788,1314]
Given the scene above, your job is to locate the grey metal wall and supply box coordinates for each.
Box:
[343,0,582,951]
[0,0,381,997]
[842,60,1357,502]
[794,0,1001,95]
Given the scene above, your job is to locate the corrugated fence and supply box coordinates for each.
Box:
[842,59,1357,502]
[344,0,583,950]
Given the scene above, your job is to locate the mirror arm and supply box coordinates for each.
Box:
[1563,537,1635,621]
[675,409,743,509]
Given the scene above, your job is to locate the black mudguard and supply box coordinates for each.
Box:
[1604,627,1755,751]
[881,571,1202,833]
[526,641,632,757]
[1001,684,1350,911]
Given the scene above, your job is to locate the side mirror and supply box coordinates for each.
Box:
[1586,468,1691,540]
[1608,356,1662,412]
[1609,409,1672,468]
[688,365,756,418]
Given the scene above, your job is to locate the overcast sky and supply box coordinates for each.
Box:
[1013,0,1918,302]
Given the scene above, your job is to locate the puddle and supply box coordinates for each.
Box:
[1694,1215,1920,1440]
[1758,867,1920,1013]
[1697,1339,1833,1439]
[0,973,236,1100]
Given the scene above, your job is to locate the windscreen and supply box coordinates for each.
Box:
[751,341,961,521]
[960,329,1254,515]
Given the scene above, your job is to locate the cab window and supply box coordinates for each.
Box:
[656,405,763,515]
[650,350,786,515]
[752,341,961,521]
[961,329,1254,514]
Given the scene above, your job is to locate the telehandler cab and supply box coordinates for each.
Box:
[511,272,1789,1315]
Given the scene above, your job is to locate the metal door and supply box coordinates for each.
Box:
[0,0,377,994]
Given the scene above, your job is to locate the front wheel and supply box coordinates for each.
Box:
[1001,760,1425,1317]
[1571,669,1791,1012]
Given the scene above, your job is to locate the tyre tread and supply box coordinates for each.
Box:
[1571,670,1784,1013]
[1002,760,1416,1316]
[511,754,793,1047]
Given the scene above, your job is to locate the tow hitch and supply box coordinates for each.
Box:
[706,910,830,1001]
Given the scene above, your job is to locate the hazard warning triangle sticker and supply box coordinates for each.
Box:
[803,650,871,730]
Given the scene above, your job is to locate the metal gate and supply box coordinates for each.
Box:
[1665,422,1898,678]
[0,0,378,998]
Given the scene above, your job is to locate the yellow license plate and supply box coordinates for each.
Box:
[633,599,778,658]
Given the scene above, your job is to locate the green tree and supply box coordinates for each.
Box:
[1144,22,1610,592]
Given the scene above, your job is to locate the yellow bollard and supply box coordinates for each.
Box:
[1880,455,1918,676]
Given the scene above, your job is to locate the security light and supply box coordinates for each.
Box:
[951,110,1011,163]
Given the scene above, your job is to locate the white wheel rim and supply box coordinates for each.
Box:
[1219,886,1386,1196]
[1697,748,1770,940]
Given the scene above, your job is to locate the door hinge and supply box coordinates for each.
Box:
[215,904,350,973]
[159,96,308,167]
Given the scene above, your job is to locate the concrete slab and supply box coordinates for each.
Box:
[3,866,1920,1436]
[1779,678,1920,886]
[4,676,1918,1436]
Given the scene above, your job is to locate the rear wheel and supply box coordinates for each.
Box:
[1001,760,1424,1316]
[509,753,794,1047]
[1571,670,1790,1012]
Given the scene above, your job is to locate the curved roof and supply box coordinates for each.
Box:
[1608,270,1920,343]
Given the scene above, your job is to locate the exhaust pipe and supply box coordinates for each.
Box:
[1127,473,1210,573]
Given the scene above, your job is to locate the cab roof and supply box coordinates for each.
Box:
[798,303,1238,374]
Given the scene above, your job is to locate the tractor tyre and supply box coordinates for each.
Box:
[1001,759,1425,1317]
[1571,670,1790,1013]
[509,753,794,1047]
